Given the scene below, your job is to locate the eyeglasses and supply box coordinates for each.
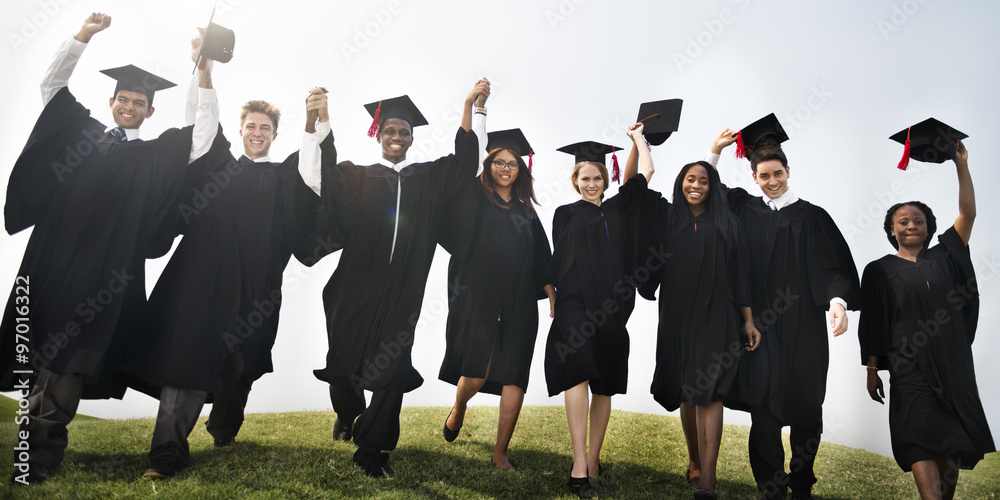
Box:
[492,159,519,170]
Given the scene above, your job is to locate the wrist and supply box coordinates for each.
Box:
[710,146,723,155]
[75,31,93,43]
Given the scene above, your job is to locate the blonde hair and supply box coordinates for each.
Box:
[240,100,281,133]
[571,161,609,200]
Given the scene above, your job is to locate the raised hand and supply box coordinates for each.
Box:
[75,12,111,43]
[191,27,204,63]
[627,122,645,142]
[710,128,738,154]
[466,78,491,107]
[305,87,329,133]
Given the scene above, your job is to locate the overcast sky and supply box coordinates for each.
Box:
[2,0,998,459]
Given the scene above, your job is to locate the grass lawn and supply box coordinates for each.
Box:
[0,404,996,498]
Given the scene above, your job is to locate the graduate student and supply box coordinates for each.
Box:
[544,124,651,498]
[709,116,860,500]
[119,74,330,477]
[860,123,994,500]
[307,80,488,478]
[625,101,760,500]
[438,104,554,470]
[1,13,219,484]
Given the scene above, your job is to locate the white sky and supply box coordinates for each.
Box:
[1,0,998,459]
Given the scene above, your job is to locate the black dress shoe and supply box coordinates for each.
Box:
[353,448,391,479]
[442,408,461,442]
[142,460,180,479]
[568,476,592,498]
[693,488,718,499]
[214,437,236,447]
[333,417,353,442]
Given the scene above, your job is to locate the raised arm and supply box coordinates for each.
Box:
[626,122,654,182]
[624,141,640,181]
[460,78,490,133]
[952,140,975,245]
[188,27,219,164]
[40,13,111,105]
[300,87,331,196]
[704,128,738,168]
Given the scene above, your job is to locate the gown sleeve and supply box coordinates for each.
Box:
[434,128,481,257]
[530,214,553,300]
[544,205,573,287]
[804,207,862,310]
[858,260,893,369]
[937,225,980,343]
[636,189,668,301]
[277,142,325,265]
[6,87,102,234]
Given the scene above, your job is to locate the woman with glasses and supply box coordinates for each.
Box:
[438,91,554,471]
[543,123,652,497]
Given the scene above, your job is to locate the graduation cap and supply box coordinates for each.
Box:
[636,99,683,146]
[487,128,534,171]
[192,5,235,73]
[100,65,176,105]
[557,141,623,183]
[735,113,788,159]
[890,118,968,171]
[365,95,428,138]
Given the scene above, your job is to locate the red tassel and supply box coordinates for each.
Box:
[611,150,621,184]
[367,100,382,138]
[897,126,912,171]
[528,152,533,173]
[646,139,652,152]
[734,130,747,159]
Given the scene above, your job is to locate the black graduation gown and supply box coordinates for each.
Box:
[637,190,750,411]
[722,186,861,427]
[438,184,552,395]
[313,128,478,393]
[0,87,196,398]
[859,226,994,471]
[119,129,326,395]
[543,174,647,397]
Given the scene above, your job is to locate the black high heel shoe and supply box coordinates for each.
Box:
[442,408,461,442]
[568,476,592,498]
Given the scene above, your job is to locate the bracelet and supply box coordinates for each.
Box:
[474,106,487,115]
[866,366,878,371]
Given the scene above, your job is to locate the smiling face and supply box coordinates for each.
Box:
[574,163,606,205]
[240,111,277,159]
[378,117,413,163]
[108,90,154,129]
[682,164,710,209]
[891,204,929,251]
[490,150,520,190]
[752,159,790,200]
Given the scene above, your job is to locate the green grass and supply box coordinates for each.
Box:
[0,395,97,422]
[0,406,996,499]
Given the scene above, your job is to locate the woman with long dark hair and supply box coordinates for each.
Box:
[439,115,554,470]
[626,140,760,500]
[860,139,994,500]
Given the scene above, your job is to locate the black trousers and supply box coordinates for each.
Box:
[749,401,822,498]
[329,384,404,452]
[204,350,251,442]
[19,369,85,473]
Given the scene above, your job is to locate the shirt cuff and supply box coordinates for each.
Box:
[830,297,847,310]
[68,36,87,55]
[299,120,330,196]
[704,152,721,168]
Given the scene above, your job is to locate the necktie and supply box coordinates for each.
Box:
[768,200,777,211]
[109,127,126,143]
